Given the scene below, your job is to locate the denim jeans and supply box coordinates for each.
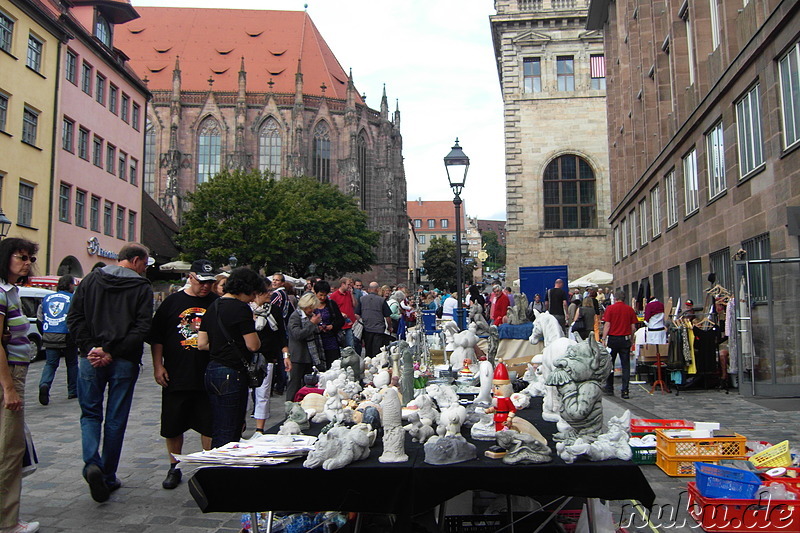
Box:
[78,357,139,483]
[39,346,78,396]
[204,361,249,448]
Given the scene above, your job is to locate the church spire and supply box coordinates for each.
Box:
[380,83,388,120]
[171,56,181,102]
[237,56,247,103]
[393,98,400,129]
[294,59,304,106]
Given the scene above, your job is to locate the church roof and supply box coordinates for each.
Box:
[115,7,360,101]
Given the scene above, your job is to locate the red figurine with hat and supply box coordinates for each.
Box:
[485,360,516,431]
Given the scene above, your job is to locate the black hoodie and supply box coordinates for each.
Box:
[67,265,153,363]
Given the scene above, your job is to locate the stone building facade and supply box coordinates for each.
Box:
[490,0,613,284]
[115,7,408,281]
[588,0,800,395]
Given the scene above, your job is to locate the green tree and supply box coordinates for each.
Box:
[422,237,475,290]
[481,230,506,269]
[177,171,379,277]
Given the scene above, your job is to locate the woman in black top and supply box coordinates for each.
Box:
[312,280,345,369]
[198,268,266,448]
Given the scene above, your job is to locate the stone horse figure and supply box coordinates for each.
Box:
[529,311,575,423]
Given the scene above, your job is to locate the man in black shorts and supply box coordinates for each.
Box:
[148,259,218,489]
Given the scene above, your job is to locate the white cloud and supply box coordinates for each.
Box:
[132,0,507,220]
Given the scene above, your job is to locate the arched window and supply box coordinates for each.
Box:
[95,13,112,48]
[357,131,368,207]
[197,117,221,184]
[258,117,282,176]
[144,118,156,195]
[312,121,331,183]
[543,154,597,229]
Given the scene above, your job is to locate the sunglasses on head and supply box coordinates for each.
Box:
[13,254,36,263]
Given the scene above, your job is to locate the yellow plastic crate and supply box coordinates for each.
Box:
[655,449,723,477]
[655,429,746,457]
[749,440,792,468]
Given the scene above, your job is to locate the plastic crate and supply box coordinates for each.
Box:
[630,419,694,436]
[656,451,722,476]
[758,467,800,488]
[695,462,761,499]
[749,440,792,468]
[443,516,502,533]
[655,429,746,457]
[687,481,800,532]
[631,446,657,465]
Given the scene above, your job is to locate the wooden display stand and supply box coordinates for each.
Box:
[639,344,670,394]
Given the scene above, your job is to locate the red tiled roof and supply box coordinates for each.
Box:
[115,7,359,101]
[407,200,467,232]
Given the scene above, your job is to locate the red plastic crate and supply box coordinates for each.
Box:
[758,467,800,489]
[687,482,800,532]
[630,419,694,436]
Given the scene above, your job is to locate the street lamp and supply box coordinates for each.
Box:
[0,209,11,239]
[444,138,470,328]
[228,255,237,268]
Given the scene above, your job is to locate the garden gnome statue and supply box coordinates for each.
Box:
[485,360,516,431]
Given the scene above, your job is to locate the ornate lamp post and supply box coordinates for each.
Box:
[228,255,238,268]
[444,138,470,328]
[0,210,11,240]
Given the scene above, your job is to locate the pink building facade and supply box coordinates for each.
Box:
[48,0,148,276]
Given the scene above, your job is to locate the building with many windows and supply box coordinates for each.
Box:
[46,0,148,276]
[588,0,800,395]
[407,199,467,284]
[115,7,408,281]
[0,0,68,265]
[490,0,612,284]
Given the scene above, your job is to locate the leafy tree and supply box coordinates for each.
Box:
[481,230,506,269]
[177,171,379,277]
[422,237,475,290]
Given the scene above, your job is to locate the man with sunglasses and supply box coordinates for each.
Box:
[148,259,218,490]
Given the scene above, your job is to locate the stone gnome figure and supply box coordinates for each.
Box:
[485,360,516,431]
[374,371,408,463]
[545,335,611,444]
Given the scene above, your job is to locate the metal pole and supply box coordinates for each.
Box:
[454,193,463,324]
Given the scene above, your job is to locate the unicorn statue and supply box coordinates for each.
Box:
[529,311,576,423]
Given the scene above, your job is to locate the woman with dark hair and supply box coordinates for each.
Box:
[572,296,597,341]
[198,268,266,447]
[251,285,288,434]
[37,275,78,406]
[312,280,344,368]
[467,285,486,309]
[0,237,39,533]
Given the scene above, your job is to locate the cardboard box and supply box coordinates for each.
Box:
[638,344,669,363]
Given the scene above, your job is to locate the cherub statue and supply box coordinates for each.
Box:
[545,335,611,444]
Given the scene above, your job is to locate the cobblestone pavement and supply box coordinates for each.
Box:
[18,349,800,532]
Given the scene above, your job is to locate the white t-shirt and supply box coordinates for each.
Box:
[442,296,458,318]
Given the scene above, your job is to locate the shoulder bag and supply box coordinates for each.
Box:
[214,299,267,388]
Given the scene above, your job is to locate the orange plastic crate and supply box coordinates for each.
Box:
[687,481,800,532]
[655,429,746,457]
[656,451,722,477]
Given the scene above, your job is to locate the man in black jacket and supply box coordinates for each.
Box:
[67,243,153,503]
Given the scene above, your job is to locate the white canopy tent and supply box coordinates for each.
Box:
[569,269,613,288]
[159,260,192,273]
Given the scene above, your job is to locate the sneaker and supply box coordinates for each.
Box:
[38,385,49,406]
[85,464,110,503]
[107,478,122,492]
[0,521,40,533]
[621,391,630,399]
[162,468,182,490]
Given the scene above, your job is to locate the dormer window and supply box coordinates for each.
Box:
[95,13,111,47]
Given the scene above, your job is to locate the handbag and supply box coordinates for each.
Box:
[352,318,364,340]
[22,422,38,478]
[571,317,586,332]
[214,300,267,388]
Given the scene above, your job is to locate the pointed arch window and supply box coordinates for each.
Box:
[144,118,156,195]
[258,117,282,176]
[197,117,221,184]
[313,121,331,183]
[543,154,597,229]
[357,131,368,207]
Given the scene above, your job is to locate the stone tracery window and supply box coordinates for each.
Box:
[144,118,156,195]
[312,121,331,183]
[258,117,282,176]
[197,117,221,184]
[543,154,597,229]
[357,131,368,206]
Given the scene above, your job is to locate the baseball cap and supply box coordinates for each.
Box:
[685,299,694,306]
[191,259,217,281]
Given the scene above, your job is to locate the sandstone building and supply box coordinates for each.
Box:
[116,7,408,281]
[490,0,612,285]
[588,0,800,396]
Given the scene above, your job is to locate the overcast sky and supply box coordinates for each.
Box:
[133,0,507,221]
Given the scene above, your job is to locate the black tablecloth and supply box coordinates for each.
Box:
[189,398,656,514]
